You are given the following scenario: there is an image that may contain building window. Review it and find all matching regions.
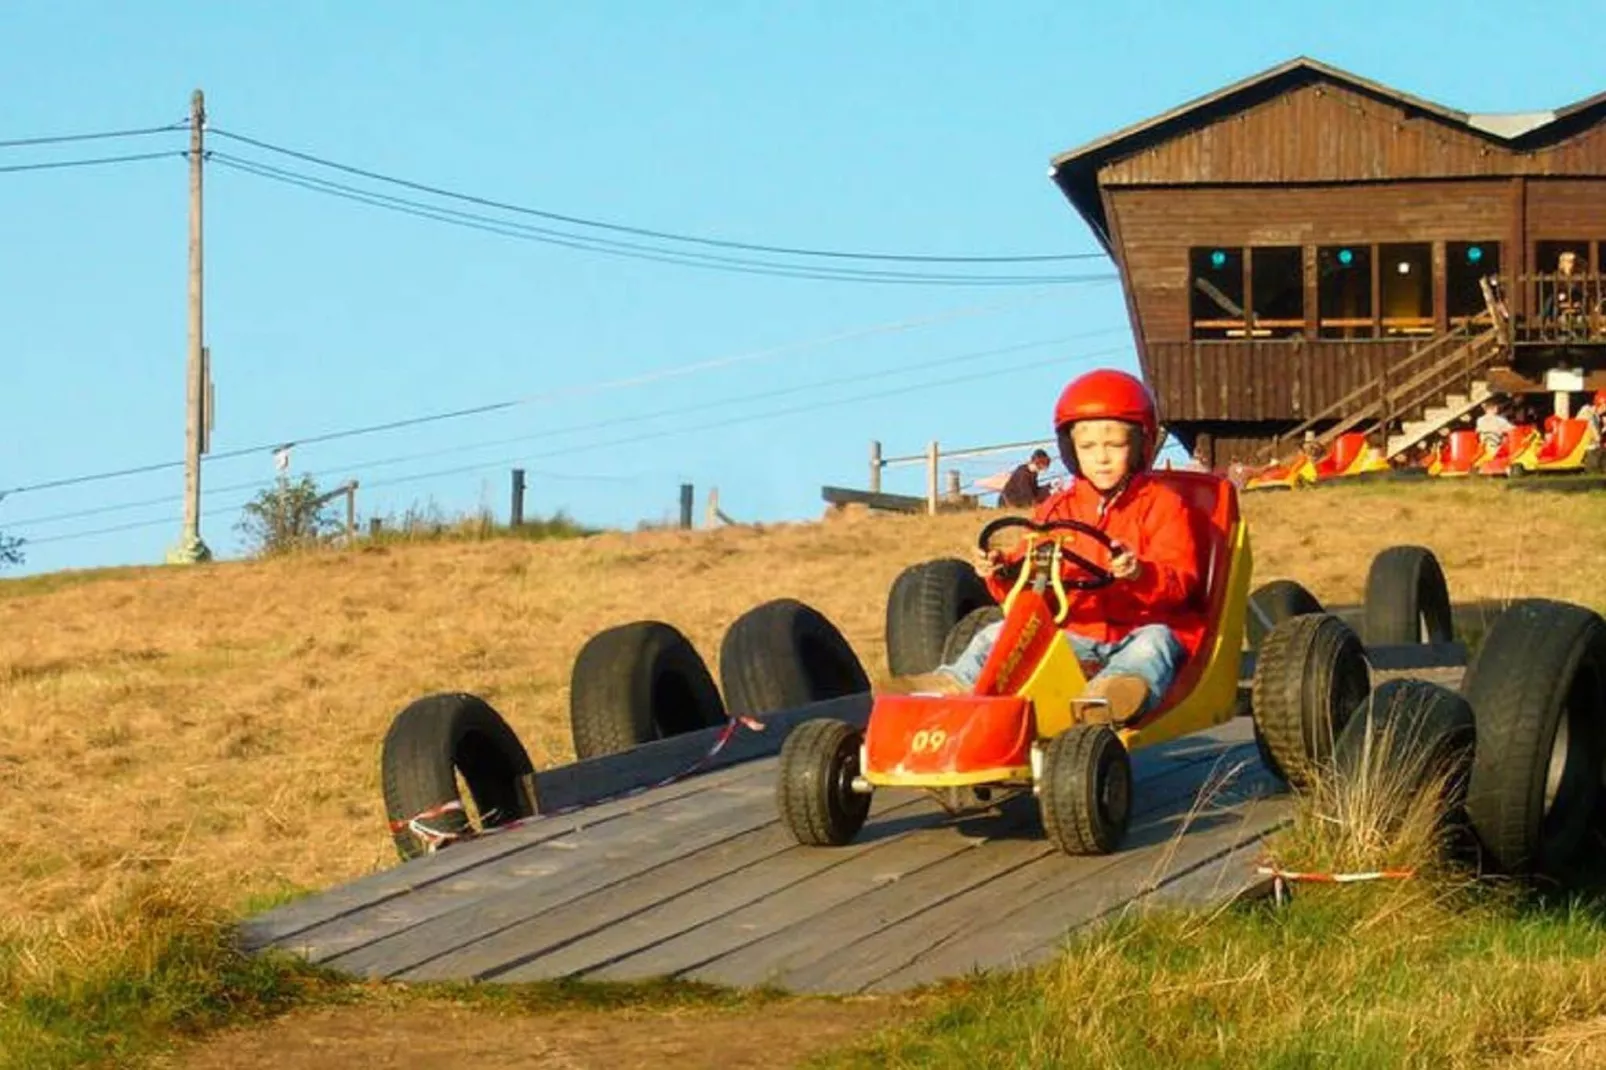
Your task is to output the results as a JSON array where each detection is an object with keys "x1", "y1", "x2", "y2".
[
  {"x1": 1380, "y1": 243, "x2": 1433, "y2": 335},
  {"x1": 1318, "y1": 245, "x2": 1372, "y2": 338},
  {"x1": 1190, "y1": 247, "x2": 1245, "y2": 339},
  {"x1": 1447, "y1": 241, "x2": 1499, "y2": 323},
  {"x1": 1250, "y1": 246, "x2": 1304, "y2": 338}
]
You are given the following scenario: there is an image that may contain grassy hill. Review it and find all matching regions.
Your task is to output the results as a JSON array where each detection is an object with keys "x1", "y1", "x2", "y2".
[{"x1": 4, "y1": 478, "x2": 1606, "y2": 1067}]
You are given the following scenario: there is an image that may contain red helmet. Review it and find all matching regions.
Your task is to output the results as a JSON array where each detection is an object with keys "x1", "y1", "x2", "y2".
[{"x1": 1053, "y1": 369, "x2": 1159, "y2": 473}]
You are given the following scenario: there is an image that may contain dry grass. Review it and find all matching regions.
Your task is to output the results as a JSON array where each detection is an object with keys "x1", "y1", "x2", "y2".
[{"x1": 1, "y1": 479, "x2": 1604, "y2": 938}]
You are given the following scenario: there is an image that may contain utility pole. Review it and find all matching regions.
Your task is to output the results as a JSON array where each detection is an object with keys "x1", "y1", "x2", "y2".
[{"x1": 171, "y1": 88, "x2": 211, "y2": 564}]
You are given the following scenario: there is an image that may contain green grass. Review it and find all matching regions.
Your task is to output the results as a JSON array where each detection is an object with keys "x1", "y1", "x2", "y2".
[
  {"x1": 811, "y1": 884, "x2": 1606, "y2": 1070},
  {"x1": 360, "y1": 504, "x2": 597, "y2": 547}
]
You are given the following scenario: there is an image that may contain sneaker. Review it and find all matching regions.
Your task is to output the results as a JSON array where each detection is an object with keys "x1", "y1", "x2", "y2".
[
  {"x1": 1077, "y1": 674, "x2": 1150, "y2": 724},
  {"x1": 876, "y1": 670, "x2": 968, "y2": 696}
]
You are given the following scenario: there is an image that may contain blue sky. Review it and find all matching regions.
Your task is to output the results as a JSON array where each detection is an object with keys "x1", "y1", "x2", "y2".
[{"x1": 2, "y1": 2, "x2": 1600, "y2": 576}]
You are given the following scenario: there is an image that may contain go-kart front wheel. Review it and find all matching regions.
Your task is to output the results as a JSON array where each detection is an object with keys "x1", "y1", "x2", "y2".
[
  {"x1": 1038, "y1": 725, "x2": 1132, "y2": 855},
  {"x1": 776, "y1": 718, "x2": 871, "y2": 846}
]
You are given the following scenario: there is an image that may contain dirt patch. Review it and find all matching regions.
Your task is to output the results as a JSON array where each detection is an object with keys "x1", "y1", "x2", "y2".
[{"x1": 154, "y1": 998, "x2": 900, "y2": 1070}]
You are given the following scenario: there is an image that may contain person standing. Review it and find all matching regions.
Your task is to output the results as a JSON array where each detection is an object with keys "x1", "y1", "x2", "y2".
[{"x1": 1000, "y1": 448, "x2": 1052, "y2": 508}]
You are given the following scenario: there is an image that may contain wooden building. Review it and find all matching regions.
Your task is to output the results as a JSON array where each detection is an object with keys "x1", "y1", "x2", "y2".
[{"x1": 1050, "y1": 57, "x2": 1606, "y2": 465}]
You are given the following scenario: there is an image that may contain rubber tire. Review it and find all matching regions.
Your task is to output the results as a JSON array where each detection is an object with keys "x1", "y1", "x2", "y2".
[
  {"x1": 1247, "y1": 579, "x2": 1324, "y2": 649},
  {"x1": 569, "y1": 621, "x2": 727, "y2": 760},
  {"x1": 1038, "y1": 725, "x2": 1132, "y2": 855},
  {"x1": 885, "y1": 558, "x2": 996, "y2": 676},
  {"x1": 776, "y1": 718, "x2": 871, "y2": 846},
  {"x1": 941, "y1": 605, "x2": 1006, "y2": 666},
  {"x1": 381, "y1": 692, "x2": 536, "y2": 861},
  {"x1": 1333, "y1": 678, "x2": 1477, "y2": 835},
  {"x1": 1253, "y1": 719, "x2": 1287, "y2": 786},
  {"x1": 1363, "y1": 545, "x2": 1454, "y2": 646},
  {"x1": 1251, "y1": 614, "x2": 1371, "y2": 791},
  {"x1": 1460, "y1": 599, "x2": 1606, "y2": 878},
  {"x1": 720, "y1": 598, "x2": 870, "y2": 718}
]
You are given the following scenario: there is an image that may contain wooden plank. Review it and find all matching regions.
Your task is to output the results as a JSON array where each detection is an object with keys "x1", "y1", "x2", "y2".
[
  {"x1": 287, "y1": 773, "x2": 779, "y2": 970},
  {"x1": 239, "y1": 757, "x2": 775, "y2": 951},
  {"x1": 701, "y1": 733, "x2": 1273, "y2": 993},
  {"x1": 533, "y1": 693, "x2": 869, "y2": 814},
  {"x1": 631, "y1": 729, "x2": 1257, "y2": 990},
  {"x1": 820, "y1": 486, "x2": 925, "y2": 513},
  {"x1": 413, "y1": 791, "x2": 947, "y2": 983},
  {"x1": 860, "y1": 769, "x2": 1289, "y2": 992}
]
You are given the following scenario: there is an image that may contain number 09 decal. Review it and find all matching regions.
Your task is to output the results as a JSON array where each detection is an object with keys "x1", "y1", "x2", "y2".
[{"x1": 910, "y1": 729, "x2": 949, "y2": 754}]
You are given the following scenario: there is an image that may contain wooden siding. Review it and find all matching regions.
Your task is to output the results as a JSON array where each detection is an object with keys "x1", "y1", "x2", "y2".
[
  {"x1": 1148, "y1": 340, "x2": 1421, "y2": 422},
  {"x1": 1526, "y1": 178, "x2": 1606, "y2": 235},
  {"x1": 1108, "y1": 182, "x2": 1516, "y2": 343},
  {"x1": 1099, "y1": 81, "x2": 1606, "y2": 186}
]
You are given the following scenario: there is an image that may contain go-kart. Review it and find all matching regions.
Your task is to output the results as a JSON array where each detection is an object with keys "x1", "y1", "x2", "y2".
[
  {"x1": 1501, "y1": 416, "x2": 1599, "y2": 476},
  {"x1": 775, "y1": 470, "x2": 1252, "y2": 856}
]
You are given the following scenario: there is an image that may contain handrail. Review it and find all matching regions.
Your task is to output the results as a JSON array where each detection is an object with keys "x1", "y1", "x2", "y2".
[{"x1": 1253, "y1": 319, "x2": 1491, "y2": 463}]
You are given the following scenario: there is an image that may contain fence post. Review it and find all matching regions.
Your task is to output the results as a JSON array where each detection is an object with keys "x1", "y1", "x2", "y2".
[
  {"x1": 369, "y1": 517, "x2": 382, "y2": 538},
  {"x1": 705, "y1": 486, "x2": 719, "y2": 528},
  {"x1": 345, "y1": 481, "x2": 358, "y2": 542},
  {"x1": 510, "y1": 468, "x2": 526, "y2": 528},
  {"x1": 869, "y1": 440, "x2": 882, "y2": 494},
  {"x1": 679, "y1": 483, "x2": 694, "y2": 529},
  {"x1": 926, "y1": 441, "x2": 939, "y2": 516},
  {"x1": 946, "y1": 469, "x2": 961, "y2": 500}
]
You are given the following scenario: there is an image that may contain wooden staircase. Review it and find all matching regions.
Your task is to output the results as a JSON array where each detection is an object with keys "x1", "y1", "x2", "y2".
[{"x1": 1254, "y1": 321, "x2": 1506, "y2": 465}]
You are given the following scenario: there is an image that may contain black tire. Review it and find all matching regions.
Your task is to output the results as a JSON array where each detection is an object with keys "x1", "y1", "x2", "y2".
[
  {"x1": 1251, "y1": 614, "x2": 1372, "y2": 791},
  {"x1": 1333, "y1": 679, "x2": 1477, "y2": 835},
  {"x1": 1253, "y1": 719, "x2": 1287, "y2": 785},
  {"x1": 1460, "y1": 599, "x2": 1606, "y2": 878},
  {"x1": 720, "y1": 598, "x2": 870, "y2": 717},
  {"x1": 1247, "y1": 579, "x2": 1324, "y2": 649},
  {"x1": 381, "y1": 693, "x2": 536, "y2": 861},
  {"x1": 1363, "y1": 545, "x2": 1454, "y2": 646},
  {"x1": 885, "y1": 558, "x2": 996, "y2": 676},
  {"x1": 1038, "y1": 725, "x2": 1132, "y2": 855},
  {"x1": 569, "y1": 621, "x2": 727, "y2": 760},
  {"x1": 776, "y1": 718, "x2": 871, "y2": 846},
  {"x1": 941, "y1": 605, "x2": 1006, "y2": 666}
]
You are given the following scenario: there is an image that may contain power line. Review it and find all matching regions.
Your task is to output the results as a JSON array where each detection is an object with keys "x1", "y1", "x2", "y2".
[
  {"x1": 10, "y1": 328, "x2": 1125, "y2": 529},
  {"x1": 0, "y1": 288, "x2": 1082, "y2": 501},
  {"x1": 209, "y1": 152, "x2": 1111, "y2": 286},
  {"x1": 0, "y1": 122, "x2": 185, "y2": 149},
  {"x1": 17, "y1": 339, "x2": 1131, "y2": 547},
  {"x1": 210, "y1": 127, "x2": 1105, "y2": 265},
  {"x1": 0, "y1": 150, "x2": 183, "y2": 175}
]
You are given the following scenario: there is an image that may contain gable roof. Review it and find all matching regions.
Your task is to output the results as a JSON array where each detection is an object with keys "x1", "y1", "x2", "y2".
[{"x1": 1050, "y1": 56, "x2": 1606, "y2": 251}]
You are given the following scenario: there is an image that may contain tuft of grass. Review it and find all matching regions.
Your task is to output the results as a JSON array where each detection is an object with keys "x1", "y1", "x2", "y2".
[
  {"x1": 812, "y1": 885, "x2": 1606, "y2": 1070},
  {"x1": 363, "y1": 502, "x2": 596, "y2": 547},
  {"x1": 0, "y1": 877, "x2": 339, "y2": 1070}
]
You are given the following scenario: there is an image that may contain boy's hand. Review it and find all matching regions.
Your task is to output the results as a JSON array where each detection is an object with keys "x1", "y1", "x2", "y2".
[
  {"x1": 973, "y1": 546, "x2": 1004, "y2": 579},
  {"x1": 1109, "y1": 541, "x2": 1141, "y2": 581}
]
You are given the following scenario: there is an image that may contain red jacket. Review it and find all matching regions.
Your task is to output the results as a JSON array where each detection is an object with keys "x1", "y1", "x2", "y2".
[{"x1": 984, "y1": 473, "x2": 1205, "y2": 651}]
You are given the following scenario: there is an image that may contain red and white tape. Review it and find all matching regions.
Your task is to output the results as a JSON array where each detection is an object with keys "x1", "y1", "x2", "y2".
[
  {"x1": 389, "y1": 714, "x2": 768, "y2": 855},
  {"x1": 1256, "y1": 865, "x2": 1417, "y2": 905}
]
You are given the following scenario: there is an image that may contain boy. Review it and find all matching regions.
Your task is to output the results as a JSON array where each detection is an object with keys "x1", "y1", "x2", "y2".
[{"x1": 882, "y1": 369, "x2": 1203, "y2": 724}]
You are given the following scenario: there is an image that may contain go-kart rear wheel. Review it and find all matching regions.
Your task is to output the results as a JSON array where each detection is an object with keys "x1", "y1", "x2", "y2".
[
  {"x1": 1460, "y1": 599, "x2": 1606, "y2": 879},
  {"x1": 1038, "y1": 725, "x2": 1132, "y2": 855},
  {"x1": 1251, "y1": 613, "x2": 1371, "y2": 791},
  {"x1": 941, "y1": 605, "x2": 1005, "y2": 666},
  {"x1": 1247, "y1": 579, "x2": 1323, "y2": 650},
  {"x1": 1363, "y1": 545, "x2": 1453, "y2": 646},
  {"x1": 776, "y1": 718, "x2": 871, "y2": 846}
]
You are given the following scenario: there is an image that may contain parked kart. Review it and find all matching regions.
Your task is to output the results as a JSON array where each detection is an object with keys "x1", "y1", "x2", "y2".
[{"x1": 1244, "y1": 432, "x2": 1390, "y2": 491}]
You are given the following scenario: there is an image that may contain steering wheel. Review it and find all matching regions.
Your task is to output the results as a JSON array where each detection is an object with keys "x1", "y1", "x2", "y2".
[{"x1": 976, "y1": 516, "x2": 1120, "y2": 591}]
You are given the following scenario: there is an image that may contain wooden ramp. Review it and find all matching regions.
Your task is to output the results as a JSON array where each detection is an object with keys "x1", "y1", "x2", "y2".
[
  {"x1": 242, "y1": 641, "x2": 1468, "y2": 995},
  {"x1": 244, "y1": 711, "x2": 1288, "y2": 994}
]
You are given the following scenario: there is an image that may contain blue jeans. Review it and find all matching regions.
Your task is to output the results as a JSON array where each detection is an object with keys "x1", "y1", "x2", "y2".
[{"x1": 940, "y1": 621, "x2": 1186, "y2": 713}]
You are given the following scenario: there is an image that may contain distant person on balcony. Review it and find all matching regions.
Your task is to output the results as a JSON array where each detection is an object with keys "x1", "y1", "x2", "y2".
[
  {"x1": 999, "y1": 448, "x2": 1052, "y2": 509},
  {"x1": 1545, "y1": 251, "x2": 1588, "y2": 337},
  {"x1": 1475, "y1": 398, "x2": 1514, "y2": 452}
]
